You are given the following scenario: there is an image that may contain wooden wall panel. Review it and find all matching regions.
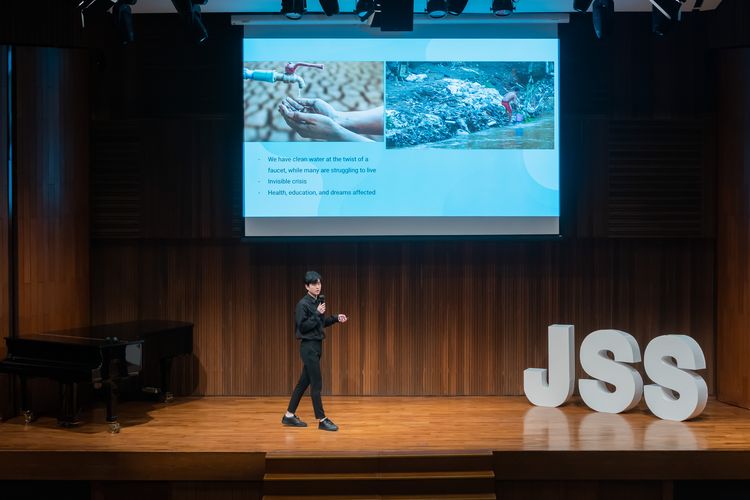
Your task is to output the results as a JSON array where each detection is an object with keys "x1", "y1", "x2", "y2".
[
  {"x1": 91, "y1": 239, "x2": 715, "y2": 397},
  {"x1": 0, "y1": 46, "x2": 9, "y2": 419},
  {"x1": 86, "y1": 12, "x2": 718, "y2": 398},
  {"x1": 15, "y1": 47, "x2": 89, "y2": 335},
  {"x1": 0, "y1": 46, "x2": 9, "y2": 358},
  {"x1": 716, "y1": 49, "x2": 750, "y2": 409}
]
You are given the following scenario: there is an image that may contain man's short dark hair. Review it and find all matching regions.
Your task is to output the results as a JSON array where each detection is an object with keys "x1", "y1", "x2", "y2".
[{"x1": 304, "y1": 271, "x2": 322, "y2": 284}]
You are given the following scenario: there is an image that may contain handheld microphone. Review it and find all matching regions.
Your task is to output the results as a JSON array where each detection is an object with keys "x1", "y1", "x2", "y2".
[{"x1": 317, "y1": 294, "x2": 326, "y2": 305}]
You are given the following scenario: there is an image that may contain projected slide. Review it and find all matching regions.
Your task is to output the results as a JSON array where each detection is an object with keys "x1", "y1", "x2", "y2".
[{"x1": 242, "y1": 39, "x2": 559, "y2": 236}]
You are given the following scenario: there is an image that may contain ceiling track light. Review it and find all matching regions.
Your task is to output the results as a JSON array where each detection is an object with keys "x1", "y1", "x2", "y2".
[
  {"x1": 76, "y1": 0, "x2": 111, "y2": 28},
  {"x1": 369, "y1": 0, "x2": 414, "y2": 32},
  {"x1": 426, "y1": 0, "x2": 448, "y2": 18},
  {"x1": 355, "y1": 0, "x2": 376, "y2": 22},
  {"x1": 191, "y1": 0, "x2": 208, "y2": 44},
  {"x1": 651, "y1": 0, "x2": 686, "y2": 35},
  {"x1": 281, "y1": 0, "x2": 306, "y2": 19},
  {"x1": 170, "y1": 0, "x2": 209, "y2": 44},
  {"x1": 113, "y1": 0, "x2": 137, "y2": 45},
  {"x1": 318, "y1": 0, "x2": 339, "y2": 16},
  {"x1": 492, "y1": 0, "x2": 515, "y2": 17},
  {"x1": 573, "y1": 0, "x2": 593, "y2": 12},
  {"x1": 592, "y1": 0, "x2": 614, "y2": 39},
  {"x1": 650, "y1": 0, "x2": 684, "y2": 21},
  {"x1": 652, "y1": 6, "x2": 674, "y2": 35},
  {"x1": 447, "y1": 0, "x2": 468, "y2": 15}
]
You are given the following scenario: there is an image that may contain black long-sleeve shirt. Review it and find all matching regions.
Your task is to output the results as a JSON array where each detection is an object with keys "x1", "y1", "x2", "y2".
[{"x1": 295, "y1": 293, "x2": 338, "y2": 340}]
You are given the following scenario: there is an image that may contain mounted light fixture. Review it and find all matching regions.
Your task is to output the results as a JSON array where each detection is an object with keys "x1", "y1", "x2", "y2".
[
  {"x1": 77, "y1": 0, "x2": 102, "y2": 19},
  {"x1": 573, "y1": 0, "x2": 593, "y2": 12},
  {"x1": 426, "y1": 0, "x2": 448, "y2": 18},
  {"x1": 355, "y1": 0, "x2": 376, "y2": 22},
  {"x1": 318, "y1": 0, "x2": 339, "y2": 16},
  {"x1": 650, "y1": 0, "x2": 684, "y2": 20},
  {"x1": 650, "y1": 0, "x2": 686, "y2": 35},
  {"x1": 191, "y1": 0, "x2": 208, "y2": 44},
  {"x1": 371, "y1": 0, "x2": 414, "y2": 31},
  {"x1": 77, "y1": 0, "x2": 139, "y2": 43},
  {"x1": 492, "y1": 0, "x2": 515, "y2": 17},
  {"x1": 592, "y1": 0, "x2": 614, "y2": 39},
  {"x1": 281, "y1": 0, "x2": 306, "y2": 19},
  {"x1": 112, "y1": 0, "x2": 137, "y2": 45},
  {"x1": 171, "y1": 0, "x2": 209, "y2": 44},
  {"x1": 447, "y1": 0, "x2": 468, "y2": 15}
]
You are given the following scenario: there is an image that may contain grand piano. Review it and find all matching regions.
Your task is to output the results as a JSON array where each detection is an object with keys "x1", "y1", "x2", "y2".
[{"x1": 0, "y1": 320, "x2": 193, "y2": 433}]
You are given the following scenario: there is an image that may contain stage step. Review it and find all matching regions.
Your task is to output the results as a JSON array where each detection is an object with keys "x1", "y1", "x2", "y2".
[
  {"x1": 264, "y1": 495, "x2": 496, "y2": 500},
  {"x1": 262, "y1": 453, "x2": 496, "y2": 498}
]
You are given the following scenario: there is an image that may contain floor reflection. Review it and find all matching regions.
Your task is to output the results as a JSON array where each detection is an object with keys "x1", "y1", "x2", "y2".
[{"x1": 523, "y1": 404, "x2": 702, "y2": 450}]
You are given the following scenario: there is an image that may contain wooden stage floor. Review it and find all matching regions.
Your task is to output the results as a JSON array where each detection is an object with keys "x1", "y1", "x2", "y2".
[
  {"x1": 1, "y1": 396, "x2": 750, "y2": 484},
  {"x1": 2, "y1": 396, "x2": 750, "y2": 453}
]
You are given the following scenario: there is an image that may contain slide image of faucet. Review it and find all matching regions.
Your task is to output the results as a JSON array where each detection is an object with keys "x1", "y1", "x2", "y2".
[{"x1": 243, "y1": 62, "x2": 324, "y2": 90}]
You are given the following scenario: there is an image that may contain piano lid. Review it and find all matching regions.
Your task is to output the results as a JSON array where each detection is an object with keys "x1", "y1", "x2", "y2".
[
  {"x1": 10, "y1": 333, "x2": 144, "y2": 347},
  {"x1": 17, "y1": 320, "x2": 193, "y2": 342}
]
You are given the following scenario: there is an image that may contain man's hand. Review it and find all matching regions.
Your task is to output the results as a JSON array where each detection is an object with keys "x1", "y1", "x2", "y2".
[
  {"x1": 337, "y1": 314, "x2": 348, "y2": 323},
  {"x1": 279, "y1": 102, "x2": 345, "y2": 141},
  {"x1": 317, "y1": 303, "x2": 326, "y2": 314},
  {"x1": 283, "y1": 96, "x2": 339, "y2": 121},
  {"x1": 278, "y1": 101, "x2": 373, "y2": 142}
]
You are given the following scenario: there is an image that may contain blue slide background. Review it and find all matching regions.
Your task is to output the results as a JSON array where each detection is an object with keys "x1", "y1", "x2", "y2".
[{"x1": 242, "y1": 38, "x2": 559, "y2": 220}]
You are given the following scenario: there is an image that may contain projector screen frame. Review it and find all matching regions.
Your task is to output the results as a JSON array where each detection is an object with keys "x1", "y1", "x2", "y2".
[{"x1": 241, "y1": 25, "x2": 562, "y2": 240}]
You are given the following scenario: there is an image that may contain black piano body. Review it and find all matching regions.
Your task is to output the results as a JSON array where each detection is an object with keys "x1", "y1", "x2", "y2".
[
  {"x1": 87, "y1": 320, "x2": 194, "y2": 402},
  {"x1": 0, "y1": 320, "x2": 193, "y2": 432},
  {"x1": 0, "y1": 334, "x2": 143, "y2": 433}
]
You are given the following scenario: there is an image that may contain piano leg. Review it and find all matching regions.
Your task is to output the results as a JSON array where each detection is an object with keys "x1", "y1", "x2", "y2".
[
  {"x1": 160, "y1": 357, "x2": 174, "y2": 403},
  {"x1": 58, "y1": 382, "x2": 80, "y2": 427},
  {"x1": 20, "y1": 376, "x2": 34, "y2": 424},
  {"x1": 106, "y1": 381, "x2": 121, "y2": 434}
]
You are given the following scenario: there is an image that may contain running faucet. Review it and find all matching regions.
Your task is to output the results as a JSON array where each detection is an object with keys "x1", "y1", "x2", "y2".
[{"x1": 243, "y1": 62, "x2": 324, "y2": 90}]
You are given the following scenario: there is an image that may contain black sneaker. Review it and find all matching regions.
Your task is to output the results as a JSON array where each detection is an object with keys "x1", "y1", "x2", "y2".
[
  {"x1": 318, "y1": 418, "x2": 338, "y2": 432},
  {"x1": 281, "y1": 414, "x2": 307, "y2": 427}
]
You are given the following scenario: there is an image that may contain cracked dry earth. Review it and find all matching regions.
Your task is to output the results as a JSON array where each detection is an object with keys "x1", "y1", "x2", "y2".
[{"x1": 243, "y1": 61, "x2": 384, "y2": 142}]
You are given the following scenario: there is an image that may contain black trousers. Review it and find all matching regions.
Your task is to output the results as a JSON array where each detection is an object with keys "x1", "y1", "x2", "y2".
[{"x1": 287, "y1": 339, "x2": 325, "y2": 419}]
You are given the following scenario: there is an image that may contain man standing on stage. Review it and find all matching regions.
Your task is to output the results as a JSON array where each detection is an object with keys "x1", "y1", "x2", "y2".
[{"x1": 282, "y1": 271, "x2": 348, "y2": 431}]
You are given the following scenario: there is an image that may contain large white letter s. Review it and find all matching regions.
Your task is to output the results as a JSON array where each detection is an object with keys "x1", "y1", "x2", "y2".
[
  {"x1": 579, "y1": 329, "x2": 643, "y2": 414},
  {"x1": 643, "y1": 335, "x2": 707, "y2": 422}
]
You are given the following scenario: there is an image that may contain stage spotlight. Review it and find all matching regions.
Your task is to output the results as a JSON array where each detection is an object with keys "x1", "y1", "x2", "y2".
[
  {"x1": 426, "y1": 0, "x2": 447, "y2": 18},
  {"x1": 592, "y1": 0, "x2": 614, "y2": 39},
  {"x1": 112, "y1": 0, "x2": 137, "y2": 45},
  {"x1": 170, "y1": 0, "x2": 209, "y2": 44},
  {"x1": 191, "y1": 1, "x2": 209, "y2": 44},
  {"x1": 281, "y1": 0, "x2": 306, "y2": 19},
  {"x1": 650, "y1": 0, "x2": 684, "y2": 21},
  {"x1": 76, "y1": 0, "x2": 113, "y2": 28},
  {"x1": 652, "y1": 6, "x2": 674, "y2": 35},
  {"x1": 370, "y1": 0, "x2": 414, "y2": 31},
  {"x1": 652, "y1": 2, "x2": 685, "y2": 36},
  {"x1": 492, "y1": 0, "x2": 515, "y2": 17},
  {"x1": 355, "y1": 0, "x2": 376, "y2": 22},
  {"x1": 318, "y1": 0, "x2": 339, "y2": 16},
  {"x1": 447, "y1": 0, "x2": 468, "y2": 15},
  {"x1": 573, "y1": 0, "x2": 593, "y2": 12}
]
